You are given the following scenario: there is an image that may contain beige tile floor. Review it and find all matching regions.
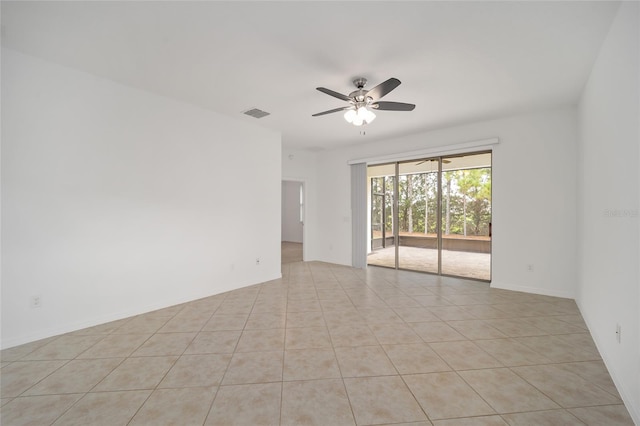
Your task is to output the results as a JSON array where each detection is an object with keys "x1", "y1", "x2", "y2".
[
  {"x1": 1, "y1": 261, "x2": 634, "y2": 425},
  {"x1": 282, "y1": 241, "x2": 303, "y2": 264}
]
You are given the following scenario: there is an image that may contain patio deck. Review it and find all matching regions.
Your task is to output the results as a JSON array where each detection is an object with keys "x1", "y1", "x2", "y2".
[{"x1": 367, "y1": 246, "x2": 491, "y2": 281}]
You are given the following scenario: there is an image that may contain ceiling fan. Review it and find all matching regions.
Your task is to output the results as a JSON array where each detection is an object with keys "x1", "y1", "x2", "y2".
[
  {"x1": 312, "y1": 77, "x2": 415, "y2": 126},
  {"x1": 416, "y1": 159, "x2": 452, "y2": 166}
]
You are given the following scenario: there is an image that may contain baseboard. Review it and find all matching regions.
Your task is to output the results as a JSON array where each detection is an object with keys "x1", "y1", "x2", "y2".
[
  {"x1": 575, "y1": 301, "x2": 640, "y2": 425},
  {"x1": 1, "y1": 272, "x2": 282, "y2": 350},
  {"x1": 490, "y1": 281, "x2": 575, "y2": 300}
]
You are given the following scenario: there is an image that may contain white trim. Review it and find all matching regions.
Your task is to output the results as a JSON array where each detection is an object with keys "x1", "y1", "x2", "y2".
[
  {"x1": 0, "y1": 276, "x2": 277, "y2": 350},
  {"x1": 490, "y1": 281, "x2": 575, "y2": 300},
  {"x1": 576, "y1": 300, "x2": 640, "y2": 424},
  {"x1": 347, "y1": 137, "x2": 500, "y2": 165}
]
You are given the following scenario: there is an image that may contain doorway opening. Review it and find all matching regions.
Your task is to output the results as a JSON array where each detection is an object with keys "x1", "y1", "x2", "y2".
[
  {"x1": 282, "y1": 180, "x2": 304, "y2": 264},
  {"x1": 367, "y1": 152, "x2": 492, "y2": 281}
]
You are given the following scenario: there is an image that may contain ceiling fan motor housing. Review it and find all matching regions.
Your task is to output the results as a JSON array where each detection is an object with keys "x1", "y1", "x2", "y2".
[
  {"x1": 350, "y1": 78, "x2": 371, "y2": 103},
  {"x1": 353, "y1": 77, "x2": 368, "y2": 89}
]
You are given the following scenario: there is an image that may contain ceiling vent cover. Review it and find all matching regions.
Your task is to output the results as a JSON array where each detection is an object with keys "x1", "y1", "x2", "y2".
[{"x1": 243, "y1": 108, "x2": 270, "y2": 119}]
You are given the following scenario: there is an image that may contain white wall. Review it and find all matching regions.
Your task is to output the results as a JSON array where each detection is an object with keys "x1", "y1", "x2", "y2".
[
  {"x1": 577, "y1": 2, "x2": 639, "y2": 422},
  {"x1": 282, "y1": 149, "x2": 318, "y2": 261},
  {"x1": 1, "y1": 49, "x2": 282, "y2": 349},
  {"x1": 314, "y1": 108, "x2": 579, "y2": 298},
  {"x1": 281, "y1": 181, "x2": 303, "y2": 243}
]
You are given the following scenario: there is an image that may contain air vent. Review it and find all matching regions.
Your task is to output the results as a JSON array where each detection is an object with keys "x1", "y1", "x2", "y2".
[{"x1": 243, "y1": 108, "x2": 270, "y2": 119}]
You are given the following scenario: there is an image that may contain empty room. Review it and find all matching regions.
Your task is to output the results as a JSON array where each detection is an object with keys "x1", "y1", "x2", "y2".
[{"x1": 1, "y1": 1, "x2": 638, "y2": 425}]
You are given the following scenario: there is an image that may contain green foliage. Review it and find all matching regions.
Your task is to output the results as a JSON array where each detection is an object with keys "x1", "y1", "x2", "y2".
[{"x1": 371, "y1": 167, "x2": 491, "y2": 237}]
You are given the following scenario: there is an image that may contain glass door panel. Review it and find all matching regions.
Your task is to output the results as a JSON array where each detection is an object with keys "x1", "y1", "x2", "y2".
[
  {"x1": 440, "y1": 153, "x2": 492, "y2": 280},
  {"x1": 398, "y1": 159, "x2": 439, "y2": 273},
  {"x1": 367, "y1": 164, "x2": 396, "y2": 269},
  {"x1": 371, "y1": 189, "x2": 384, "y2": 251}
]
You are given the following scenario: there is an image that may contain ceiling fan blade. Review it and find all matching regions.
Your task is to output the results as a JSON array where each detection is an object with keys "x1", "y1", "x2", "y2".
[
  {"x1": 312, "y1": 106, "x2": 352, "y2": 117},
  {"x1": 316, "y1": 87, "x2": 352, "y2": 102},
  {"x1": 416, "y1": 159, "x2": 446, "y2": 166},
  {"x1": 371, "y1": 101, "x2": 416, "y2": 111},
  {"x1": 366, "y1": 78, "x2": 401, "y2": 100}
]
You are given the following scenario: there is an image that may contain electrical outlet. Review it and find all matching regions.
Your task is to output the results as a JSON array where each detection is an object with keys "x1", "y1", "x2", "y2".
[
  {"x1": 256, "y1": 258, "x2": 260, "y2": 266},
  {"x1": 30, "y1": 295, "x2": 42, "y2": 309},
  {"x1": 616, "y1": 323, "x2": 621, "y2": 343},
  {"x1": 527, "y1": 264, "x2": 534, "y2": 272}
]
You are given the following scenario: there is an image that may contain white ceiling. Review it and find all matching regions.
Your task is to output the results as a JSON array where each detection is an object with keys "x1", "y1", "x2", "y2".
[{"x1": 1, "y1": 1, "x2": 620, "y2": 150}]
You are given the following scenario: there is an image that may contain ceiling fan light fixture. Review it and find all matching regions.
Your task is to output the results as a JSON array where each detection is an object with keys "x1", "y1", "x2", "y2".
[
  {"x1": 345, "y1": 106, "x2": 375, "y2": 126},
  {"x1": 344, "y1": 109, "x2": 357, "y2": 123},
  {"x1": 358, "y1": 106, "x2": 376, "y2": 124}
]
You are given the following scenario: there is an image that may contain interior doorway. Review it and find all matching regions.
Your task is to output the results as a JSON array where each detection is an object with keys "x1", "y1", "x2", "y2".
[
  {"x1": 282, "y1": 180, "x2": 304, "y2": 264},
  {"x1": 367, "y1": 152, "x2": 492, "y2": 281}
]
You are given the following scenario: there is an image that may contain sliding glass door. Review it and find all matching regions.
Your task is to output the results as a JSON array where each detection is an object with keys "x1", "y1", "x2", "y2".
[
  {"x1": 440, "y1": 154, "x2": 492, "y2": 280},
  {"x1": 397, "y1": 159, "x2": 439, "y2": 274},
  {"x1": 367, "y1": 152, "x2": 492, "y2": 281}
]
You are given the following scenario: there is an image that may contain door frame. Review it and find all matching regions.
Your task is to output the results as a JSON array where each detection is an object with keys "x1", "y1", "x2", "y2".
[
  {"x1": 281, "y1": 178, "x2": 307, "y2": 262},
  {"x1": 366, "y1": 151, "x2": 492, "y2": 282}
]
